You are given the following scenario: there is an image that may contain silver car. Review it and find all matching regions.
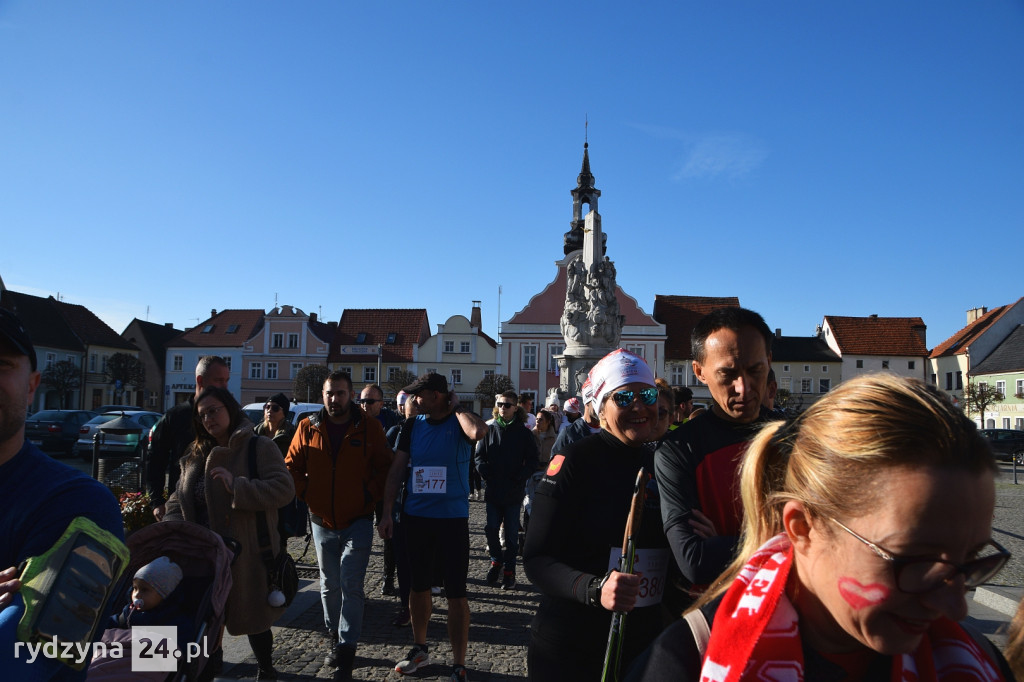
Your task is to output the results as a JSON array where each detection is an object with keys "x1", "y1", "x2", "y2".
[{"x1": 77, "y1": 410, "x2": 162, "y2": 462}]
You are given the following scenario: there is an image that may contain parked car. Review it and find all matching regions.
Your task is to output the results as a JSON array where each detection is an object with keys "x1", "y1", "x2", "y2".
[
  {"x1": 95, "y1": 404, "x2": 143, "y2": 414},
  {"x1": 77, "y1": 410, "x2": 162, "y2": 462},
  {"x1": 25, "y1": 410, "x2": 98, "y2": 457},
  {"x1": 242, "y1": 401, "x2": 322, "y2": 427},
  {"x1": 979, "y1": 429, "x2": 1024, "y2": 463}
]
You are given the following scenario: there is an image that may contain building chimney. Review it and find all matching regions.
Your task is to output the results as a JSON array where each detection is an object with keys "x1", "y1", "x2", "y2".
[
  {"x1": 869, "y1": 314, "x2": 878, "y2": 319},
  {"x1": 164, "y1": 322, "x2": 173, "y2": 329},
  {"x1": 775, "y1": 328, "x2": 781, "y2": 338},
  {"x1": 913, "y1": 323, "x2": 927, "y2": 347},
  {"x1": 470, "y1": 301, "x2": 482, "y2": 330},
  {"x1": 211, "y1": 309, "x2": 217, "y2": 318},
  {"x1": 310, "y1": 312, "x2": 317, "y2": 324},
  {"x1": 966, "y1": 307, "x2": 988, "y2": 324}
]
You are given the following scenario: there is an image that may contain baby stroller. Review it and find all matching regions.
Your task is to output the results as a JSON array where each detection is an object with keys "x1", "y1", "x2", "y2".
[{"x1": 87, "y1": 521, "x2": 234, "y2": 682}]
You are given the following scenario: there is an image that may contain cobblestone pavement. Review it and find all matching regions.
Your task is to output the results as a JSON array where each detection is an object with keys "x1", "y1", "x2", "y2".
[{"x1": 214, "y1": 461, "x2": 1024, "y2": 680}]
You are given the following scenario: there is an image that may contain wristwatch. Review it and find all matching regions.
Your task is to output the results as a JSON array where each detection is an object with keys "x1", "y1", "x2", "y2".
[{"x1": 587, "y1": 572, "x2": 611, "y2": 607}]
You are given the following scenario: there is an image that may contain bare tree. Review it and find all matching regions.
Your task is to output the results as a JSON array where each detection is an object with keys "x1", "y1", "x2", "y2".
[
  {"x1": 384, "y1": 369, "x2": 418, "y2": 398},
  {"x1": 964, "y1": 380, "x2": 1005, "y2": 428},
  {"x1": 40, "y1": 360, "x2": 81, "y2": 408},
  {"x1": 475, "y1": 374, "x2": 516, "y2": 406},
  {"x1": 104, "y1": 353, "x2": 146, "y2": 403},
  {"x1": 294, "y1": 364, "x2": 331, "y2": 403}
]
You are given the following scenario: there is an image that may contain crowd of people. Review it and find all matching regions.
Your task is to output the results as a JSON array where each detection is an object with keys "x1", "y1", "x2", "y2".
[{"x1": 1, "y1": 304, "x2": 1022, "y2": 682}]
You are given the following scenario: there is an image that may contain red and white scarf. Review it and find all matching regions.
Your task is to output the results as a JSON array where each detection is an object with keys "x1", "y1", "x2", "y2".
[{"x1": 699, "y1": 534, "x2": 1005, "y2": 682}]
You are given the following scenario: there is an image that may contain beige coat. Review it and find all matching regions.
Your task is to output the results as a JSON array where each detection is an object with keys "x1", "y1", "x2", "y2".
[{"x1": 164, "y1": 419, "x2": 295, "y2": 635}]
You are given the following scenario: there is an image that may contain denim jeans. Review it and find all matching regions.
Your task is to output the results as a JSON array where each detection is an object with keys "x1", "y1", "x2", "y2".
[
  {"x1": 484, "y1": 501, "x2": 521, "y2": 570},
  {"x1": 312, "y1": 517, "x2": 373, "y2": 646}
]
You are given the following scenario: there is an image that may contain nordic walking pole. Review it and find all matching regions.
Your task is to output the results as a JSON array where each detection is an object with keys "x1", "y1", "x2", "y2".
[{"x1": 600, "y1": 467, "x2": 650, "y2": 682}]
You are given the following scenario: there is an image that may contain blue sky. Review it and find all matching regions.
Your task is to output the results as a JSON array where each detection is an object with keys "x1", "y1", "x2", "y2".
[{"x1": 2, "y1": 1, "x2": 1022, "y2": 350}]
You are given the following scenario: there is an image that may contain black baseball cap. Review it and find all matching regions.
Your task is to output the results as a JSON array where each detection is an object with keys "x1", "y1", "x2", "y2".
[
  {"x1": 0, "y1": 308, "x2": 37, "y2": 371},
  {"x1": 402, "y1": 372, "x2": 448, "y2": 395}
]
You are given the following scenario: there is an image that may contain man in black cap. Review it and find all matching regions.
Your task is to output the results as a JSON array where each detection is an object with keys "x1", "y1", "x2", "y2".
[
  {"x1": 0, "y1": 308, "x2": 124, "y2": 680},
  {"x1": 377, "y1": 372, "x2": 487, "y2": 682}
]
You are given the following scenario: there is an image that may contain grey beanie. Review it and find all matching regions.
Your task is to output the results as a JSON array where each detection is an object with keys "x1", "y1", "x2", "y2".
[{"x1": 135, "y1": 556, "x2": 183, "y2": 599}]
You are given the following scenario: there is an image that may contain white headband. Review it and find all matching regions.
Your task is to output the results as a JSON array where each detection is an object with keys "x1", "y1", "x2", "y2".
[{"x1": 589, "y1": 349, "x2": 656, "y2": 409}]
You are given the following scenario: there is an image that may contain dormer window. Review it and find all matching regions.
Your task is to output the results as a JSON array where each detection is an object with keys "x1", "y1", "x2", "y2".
[
  {"x1": 356, "y1": 332, "x2": 367, "y2": 344},
  {"x1": 386, "y1": 332, "x2": 397, "y2": 344},
  {"x1": 201, "y1": 325, "x2": 215, "y2": 333},
  {"x1": 226, "y1": 324, "x2": 239, "y2": 334}
]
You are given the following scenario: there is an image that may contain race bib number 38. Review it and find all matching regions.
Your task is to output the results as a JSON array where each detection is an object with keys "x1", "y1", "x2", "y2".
[
  {"x1": 606, "y1": 547, "x2": 670, "y2": 608},
  {"x1": 412, "y1": 466, "x2": 447, "y2": 494}
]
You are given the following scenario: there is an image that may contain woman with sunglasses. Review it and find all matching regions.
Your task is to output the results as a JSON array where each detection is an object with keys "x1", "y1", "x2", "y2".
[
  {"x1": 523, "y1": 349, "x2": 670, "y2": 681},
  {"x1": 164, "y1": 386, "x2": 295, "y2": 680},
  {"x1": 629, "y1": 373, "x2": 1012, "y2": 681},
  {"x1": 255, "y1": 392, "x2": 295, "y2": 457}
]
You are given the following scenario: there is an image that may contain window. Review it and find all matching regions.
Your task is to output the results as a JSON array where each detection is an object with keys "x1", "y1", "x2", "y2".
[
  {"x1": 822, "y1": 366, "x2": 828, "y2": 373},
  {"x1": 363, "y1": 366, "x2": 376, "y2": 382},
  {"x1": 670, "y1": 365, "x2": 685, "y2": 385},
  {"x1": 549, "y1": 344, "x2": 565, "y2": 372},
  {"x1": 522, "y1": 345, "x2": 538, "y2": 371},
  {"x1": 338, "y1": 366, "x2": 353, "y2": 377},
  {"x1": 783, "y1": 365, "x2": 790, "y2": 372},
  {"x1": 980, "y1": 382, "x2": 989, "y2": 393},
  {"x1": 426, "y1": 368, "x2": 437, "y2": 374},
  {"x1": 1016, "y1": 418, "x2": 1024, "y2": 430},
  {"x1": 290, "y1": 362, "x2": 302, "y2": 379},
  {"x1": 266, "y1": 362, "x2": 278, "y2": 380},
  {"x1": 90, "y1": 354, "x2": 97, "y2": 372},
  {"x1": 388, "y1": 367, "x2": 401, "y2": 381},
  {"x1": 1017, "y1": 380, "x2": 1024, "y2": 397},
  {"x1": 45, "y1": 352, "x2": 56, "y2": 369},
  {"x1": 780, "y1": 377, "x2": 791, "y2": 391},
  {"x1": 288, "y1": 333, "x2": 299, "y2": 349},
  {"x1": 1003, "y1": 418, "x2": 1011, "y2": 429},
  {"x1": 460, "y1": 341, "x2": 471, "y2": 353},
  {"x1": 386, "y1": 332, "x2": 397, "y2": 344},
  {"x1": 931, "y1": 373, "x2": 937, "y2": 386},
  {"x1": 66, "y1": 354, "x2": 75, "y2": 365},
  {"x1": 224, "y1": 356, "x2": 232, "y2": 371},
  {"x1": 226, "y1": 324, "x2": 239, "y2": 334},
  {"x1": 355, "y1": 332, "x2": 367, "y2": 344},
  {"x1": 250, "y1": 362, "x2": 262, "y2": 379},
  {"x1": 272, "y1": 333, "x2": 284, "y2": 349},
  {"x1": 450, "y1": 369, "x2": 462, "y2": 385},
  {"x1": 881, "y1": 360, "x2": 889, "y2": 369},
  {"x1": 803, "y1": 365, "x2": 810, "y2": 373},
  {"x1": 801, "y1": 378, "x2": 812, "y2": 393},
  {"x1": 444, "y1": 340, "x2": 455, "y2": 353},
  {"x1": 201, "y1": 324, "x2": 214, "y2": 334},
  {"x1": 101, "y1": 355, "x2": 108, "y2": 373},
  {"x1": 173, "y1": 355, "x2": 183, "y2": 372},
  {"x1": 996, "y1": 381, "x2": 1006, "y2": 398},
  {"x1": 945, "y1": 372, "x2": 953, "y2": 390},
  {"x1": 856, "y1": 359, "x2": 864, "y2": 369},
  {"x1": 483, "y1": 369, "x2": 494, "y2": 378},
  {"x1": 908, "y1": 360, "x2": 916, "y2": 370},
  {"x1": 627, "y1": 345, "x2": 645, "y2": 359},
  {"x1": 956, "y1": 372, "x2": 963, "y2": 389},
  {"x1": 819, "y1": 378, "x2": 831, "y2": 393}
]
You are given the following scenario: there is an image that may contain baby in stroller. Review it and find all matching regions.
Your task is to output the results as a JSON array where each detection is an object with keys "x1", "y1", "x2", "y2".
[{"x1": 110, "y1": 556, "x2": 193, "y2": 642}]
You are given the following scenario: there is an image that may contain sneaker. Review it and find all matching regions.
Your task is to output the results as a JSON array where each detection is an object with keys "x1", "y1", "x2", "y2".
[
  {"x1": 450, "y1": 664, "x2": 469, "y2": 681},
  {"x1": 486, "y1": 561, "x2": 501, "y2": 586},
  {"x1": 395, "y1": 645, "x2": 429, "y2": 674},
  {"x1": 391, "y1": 607, "x2": 411, "y2": 627},
  {"x1": 501, "y1": 570, "x2": 516, "y2": 591}
]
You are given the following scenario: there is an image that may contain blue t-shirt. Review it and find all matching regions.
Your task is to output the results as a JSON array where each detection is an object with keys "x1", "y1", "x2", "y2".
[
  {"x1": 399, "y1": 414, "x2": 473, "y2": 519},
  {"x1": 0, "y1": 440, "x2": 125, "y2": 681}
]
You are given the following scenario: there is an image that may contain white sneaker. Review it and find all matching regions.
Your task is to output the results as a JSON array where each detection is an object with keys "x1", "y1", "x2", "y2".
[{"x1": 396, "y1": 645, "x2": 429, "y2": 674}]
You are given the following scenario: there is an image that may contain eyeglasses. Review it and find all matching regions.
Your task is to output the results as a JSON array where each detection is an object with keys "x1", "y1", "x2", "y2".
[
  {"x1": 495, "y1": 402, "x2": 514, "y2": 408},
  {"x1": 198, "y1": 405, "x2": 225, "y2": 422},
  {"x1": 263, "y1": 404, "x2": 282, "y2": 413},
  {"x1": 358, "y1": 398, "x2": 380, "y2": 406},
  {"x1": 610, "y1": 387, "x2": 659, "y2": 409},
  {"x1": 830, "y1": 517, "x2": 1011, "y2": 594}
]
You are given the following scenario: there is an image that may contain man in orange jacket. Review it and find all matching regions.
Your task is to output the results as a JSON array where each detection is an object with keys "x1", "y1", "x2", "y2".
[{"x1": 286, "y1": 370, "x2": 393, "y2": 680}]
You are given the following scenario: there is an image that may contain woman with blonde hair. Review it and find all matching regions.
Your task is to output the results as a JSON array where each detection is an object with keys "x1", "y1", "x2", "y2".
[{"x1": 630, "y1": 373, "x2": 1012, "y2": 681}]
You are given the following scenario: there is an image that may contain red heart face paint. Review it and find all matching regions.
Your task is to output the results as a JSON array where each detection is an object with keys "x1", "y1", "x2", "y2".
[{"x1": 838, "y1": 577, "x2": 890, "y2": 609}]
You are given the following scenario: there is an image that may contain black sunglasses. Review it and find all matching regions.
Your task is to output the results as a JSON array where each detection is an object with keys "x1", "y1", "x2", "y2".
[
  {"x1": 495, "y1": 402, "x2": 515, "y2": 408},
  {"x1": 358, "y1": 398, "x2": 380, "y2": 405},
  {"x1": 263, "y1": 404, "x2": 282, "y2": 413},
  {"x1": 610, "y1": 387, "x2": 659, "y2": 408}
]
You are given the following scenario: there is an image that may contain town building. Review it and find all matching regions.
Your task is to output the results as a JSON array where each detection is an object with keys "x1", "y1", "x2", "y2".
[
  {"x1": 769, "y1": 331, "x2": 842, "y2": 411},
  {"x1": 327, "y1": 309, "x2": 431, "y2": 399},
  {"x1": 411, "y1": 301, "x2": 500, "y2": 414},
  {"x1": 970, "y1": 324, "x2": 1024, "y2": 430},
  {"x1": 162, "y1": 309, "x2": 264, "y2": 409},
  {"x1": 819, "y1": 314, "x2": 928, "y2": 381},
  {"x1": 240, "y1": 306, "x2": 335, "y2": 405},
  {"x1": 928, "y1": 299, "x2": 1024, "y2": 412},
  {"x1": 121, "y1": 318, "x2": 183, "y2": 411}
]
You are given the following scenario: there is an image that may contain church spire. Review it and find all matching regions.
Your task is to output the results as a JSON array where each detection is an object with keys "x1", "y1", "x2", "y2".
[{"x1": 564, "y1": 138, "x2": 603, "y2": 256}]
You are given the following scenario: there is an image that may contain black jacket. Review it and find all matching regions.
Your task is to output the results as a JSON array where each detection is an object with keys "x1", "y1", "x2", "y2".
[
  {"x1": 474, "y1": 418, "x2": 539, "y2": 506},
  {"x1": 146, "y1": 397, "x2": 195, "y2": 506}
]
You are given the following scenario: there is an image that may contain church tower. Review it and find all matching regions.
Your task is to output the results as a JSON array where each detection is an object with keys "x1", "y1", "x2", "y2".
[{"x1": 563, "y1": 143, "x2": 605, "y2": 256}]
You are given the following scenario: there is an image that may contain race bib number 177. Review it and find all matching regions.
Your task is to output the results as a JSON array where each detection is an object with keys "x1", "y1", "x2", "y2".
[{"x1": 412, "y1": 466, "x2": 447, "y2": 494}]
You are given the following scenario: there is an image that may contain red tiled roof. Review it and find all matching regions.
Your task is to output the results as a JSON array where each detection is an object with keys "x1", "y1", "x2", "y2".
[
  {"x1": 653, "y1": 295, "x2": 741, "y2": 360},
  {"x1": 328, "y1": 309, "x2": 431, "y2": 363},
  {"x1": 823, "y1": 315, "x2": 928, "y2": 356},
  {"x1": 175, "y1": 309, "x2": 265, "y2": 348},
  {"x1": 928, "y1": 303, "x2": 1015, "y2": 358},
  {"x1": 52, "y1": 299, "x2": 137, "y2": 351},
  {"x1": 506, "y1": 264, "x2": 660, "y2": 326}
]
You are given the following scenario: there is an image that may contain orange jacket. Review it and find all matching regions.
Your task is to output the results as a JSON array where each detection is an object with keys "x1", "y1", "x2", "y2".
[{"x1": 285, "y1": 406, "x2": 393, "y2": 530}]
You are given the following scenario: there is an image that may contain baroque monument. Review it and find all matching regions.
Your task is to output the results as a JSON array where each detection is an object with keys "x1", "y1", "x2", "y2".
[{"x1": 556, "y1": 142, "x2": 625, "y2": 396}]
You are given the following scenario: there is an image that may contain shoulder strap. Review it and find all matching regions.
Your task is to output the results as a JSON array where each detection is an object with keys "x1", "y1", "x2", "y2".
[
  {"x1": 684, "y1": 608, "x2": 711, "y2": 659},
  {"x1": 247, "y1": 436, "x2": 276, "y2": 567}
]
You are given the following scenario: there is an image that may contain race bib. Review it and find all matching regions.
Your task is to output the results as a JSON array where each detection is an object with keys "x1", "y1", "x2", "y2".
[
  {"x1": 411, "y1": 466, "x2": 447, "y2": 494},
  {"x1": 606, "y1": 547, "x2": 670, "y2": 608}
]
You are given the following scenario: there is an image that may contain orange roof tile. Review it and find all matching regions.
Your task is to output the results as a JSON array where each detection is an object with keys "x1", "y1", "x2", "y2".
[
  {"x1": 653, "y1": 295, "x2": 741, "y2": 360},
  {"x1": 824, "y1": 315, "x2": 928, "y2": 356},
  {"x1": 176, "y1": 309, "x2": 265, "y2": 348},
  {"x1": 329, "y1": 309, "x2": 431, "y2": 363},
  {"x1": 928, "y1": 303, "x2": 1015, "y2": 358}
]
